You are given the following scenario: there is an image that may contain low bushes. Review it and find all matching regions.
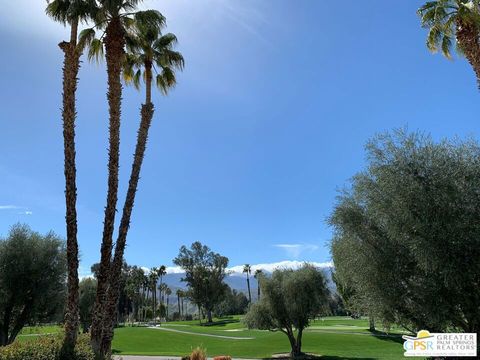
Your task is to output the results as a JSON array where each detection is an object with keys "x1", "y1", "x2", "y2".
[
  {"x1": 0, "y1": 334, "x2": 94, "y2": 360},
  {"x1": 182, "y1": 347, "x2": 231, "y2": 360}
]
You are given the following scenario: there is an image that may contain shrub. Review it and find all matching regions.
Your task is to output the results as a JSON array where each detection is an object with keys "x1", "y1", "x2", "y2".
[
  {"x1": 190, "y1": 347, "x2": 207, "y2": 360},
  {"x1": 0, "y1": 334, "x2": 94, "y2": 360}
]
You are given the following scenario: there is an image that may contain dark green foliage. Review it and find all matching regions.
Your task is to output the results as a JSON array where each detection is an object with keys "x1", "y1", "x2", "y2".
[
  {"x1": 79, "y1": 278, "x2": 97, "y2": 333},
  {"x1": 173, "y1": 242, "x2": 229, "y2": 323},
  {"x1": 0, "y1": 334, "x2": 94, "y2": 360},
  {"x1": 330, "y1": 130, "x2": 480, "y2": 334},
  {"x1": 0, "y1": 224, "x2": 67, "y2": 346},
  {"x1": 244, "y1": 265, "x2": 330, "y2": 357},
  {"x1": 214, "y1": 286, "x2": 248, "y2": 317}
]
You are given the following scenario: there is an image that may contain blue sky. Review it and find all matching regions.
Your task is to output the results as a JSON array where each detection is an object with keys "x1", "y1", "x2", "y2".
[{"x1": 1, "y1": 0, "x2": 479, "y2": 276}]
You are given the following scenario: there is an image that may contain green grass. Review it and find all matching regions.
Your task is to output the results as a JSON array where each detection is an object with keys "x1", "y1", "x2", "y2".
[
  {"x1": 111, "y1": 316, "x2": 408, "y2": 359},
  {"x1": 19, "y1": 325, "x2": 62, "y2": 336}
]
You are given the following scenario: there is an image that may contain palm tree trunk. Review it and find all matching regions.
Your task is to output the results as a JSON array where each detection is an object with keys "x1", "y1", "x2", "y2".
[
  {"x1": 153, "y1": 284, "x2": 156, "y2": 324},
  {"x1": 100, "y1": 62, "x2": 155, "y2": 356},
  {"x1": 59, "y1": 18, "x2": 81, "y2": 359},
  {"x1": 456, "y1": 19, "x2": 480, "y2": 89},
  {"x1": 177, "y1": 294, "x2": 181, "y2": 318},
  {"x1": 90, "y1": 16, "x2": 125, "y2": 359},
  {"x1": 246, "y1": 273, "x2": 251, "y2": 303}
]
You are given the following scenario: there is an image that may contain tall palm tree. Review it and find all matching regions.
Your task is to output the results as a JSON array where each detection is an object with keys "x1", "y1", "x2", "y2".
[
  {"x1": 101, "y1": 12, "x2": 183, "y2": 347},
  {"x1": 243, "y1": 264, "x2": 252, "y2": 303},
  {"x1": 148, "y1": 267, "x2": 159, "y2": 324},
  {"x1": 78, "y1": 3, "x2": 161, "y2": 358},
  {"x1": 254, "y1": 269, "x2": 263, "y2": 300},
  {"x1": 176, "y1": 289, "x2": 182, "y2": 319},
  {"x1": 45, "y1": 1, "x2": 96, "y2": 356},
  {"x1": 158, "y1": 265, "x2": 167, "y2": 299},
  {"x1": 418, "y1": 0, "x2": 480, "y2": 88},
  {"x1": 165, "y1": 287, "x2": 172, "y2": 320}
]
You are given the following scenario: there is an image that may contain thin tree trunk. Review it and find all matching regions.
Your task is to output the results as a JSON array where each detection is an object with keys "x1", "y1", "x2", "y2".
[
  {"x1": 246, "y1": 273, "x2": 251, "y2": 303},
  {"x1": 90, "y1": 16, "x2": 125, "y2": 360},
  {"x1": 100, "y1": 63, "x2": 155, "y2": 356},
  {"x1": 369, "y1": 316, "x2": 375, "y2": 331},
  {"x1": 153, "y1": 283, "x2": 156, "y2": 325},
  {"x1": 456, "y1": 19, "x2": 480, "y2": 89},
  {"x1": 166, "y1": 296, "x2": 169, "y2": 320},
  {"x1": 59, "y1": 18, "x2": 81, "y2": 359},
  {"x1": 177, "y1": 294, "x2": 181, "y2": 319}
]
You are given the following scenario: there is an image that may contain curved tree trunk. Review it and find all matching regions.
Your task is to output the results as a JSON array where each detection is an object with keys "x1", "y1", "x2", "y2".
[
  {"x1": 59, "y1": 19, "x2": 81, "y2": 359},
  {"x1": 90, "y1": 16, "x2": 125, "y2": 359},
  {"x1": 100, "y1": 60, "x2": 155, "y2": 354},
  {"x1": 456, "y1": 19, "x2": 480, "y2": 89}
]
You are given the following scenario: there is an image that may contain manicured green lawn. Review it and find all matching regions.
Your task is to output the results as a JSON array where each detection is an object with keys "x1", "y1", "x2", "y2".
[
  {"x1": 19, "y1": 325, "x2": 62, "y2": 336},
  {"x1": 111, "y1": 317, "x2": 408, "y2": 359}
]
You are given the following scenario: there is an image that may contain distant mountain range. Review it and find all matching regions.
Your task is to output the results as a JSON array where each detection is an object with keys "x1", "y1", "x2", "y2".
[{"x1": 160, "y1": 266, "x2": 336, "y2": 299}]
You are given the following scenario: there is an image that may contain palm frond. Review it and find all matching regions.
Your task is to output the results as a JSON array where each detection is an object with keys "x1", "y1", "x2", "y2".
[
  {"x1": 155, "y1": 49, "x2": 184, "y2": 70},
  {"x1": 77, "y1": 27, "x2": 96, "y2": 52},
  {"x1": 134, "y1": 10, "x2": 166, "y2": 33},
  {"x1": 46, "y1": 0, "x2": 98, "y2": 24},
  {"x1": 153, "y1": 33, "x2": 178, "y2": 50},
  {"x1": 426, "y1": 25, "x2": 443, "y2": 52},
  {"x1": 46, "y1": 0, "x2": 70, "y2": 24},
  {"x1": 441, "y1": 33, "x2": 453, "y2": 58},
  {"x1": 156, "y1": 67, "x2": 176, "y2": 95},
  {"x1": 88, "y1": 38, "x2": 105, "y2": 63},
  {"x1": 133, "y1": 69, "x2": 142, "y2": 89}
]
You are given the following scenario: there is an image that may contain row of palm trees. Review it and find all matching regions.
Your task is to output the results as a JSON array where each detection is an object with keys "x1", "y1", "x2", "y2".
[{"x1": 46, "y1": 1, "x2": 183, "y2": 359}]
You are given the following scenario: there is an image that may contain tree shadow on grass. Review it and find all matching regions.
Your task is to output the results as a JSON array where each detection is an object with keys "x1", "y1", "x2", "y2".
[
  {"x1": 262, "y1": 354, "x2": 376, "y2": 360},
  {"x1": 200, "y1": 319, "x2": 240, "y2": 327},
  {"x1": 319, "y1": 357, "x2": 377, "y2": 360},
  {"x1": 367, "y1": 329, "x2": 404, "y2": 345}
]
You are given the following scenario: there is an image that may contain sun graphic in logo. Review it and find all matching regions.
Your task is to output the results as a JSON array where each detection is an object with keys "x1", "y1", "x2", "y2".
[
  {"x1": 416, "y1": 330, "x2": 432, "y2": 339},
  {"x1": 402, "y1": 329, "x2": 434, "y2": 341}
]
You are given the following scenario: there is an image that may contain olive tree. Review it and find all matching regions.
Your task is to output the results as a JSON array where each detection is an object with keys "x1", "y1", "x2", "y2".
[
  {"x1": 244, "y1": 265, "x2": 330, "y2": 357},
  {"x1": 330, "y1": 130, "x2": 480, "y2": 334},
  {"x1": 0, "y1": 224, "x2": 67, "y2": 346},
  {"x1": 79, "y1": 278, "x2": 97, "y2": 333}
]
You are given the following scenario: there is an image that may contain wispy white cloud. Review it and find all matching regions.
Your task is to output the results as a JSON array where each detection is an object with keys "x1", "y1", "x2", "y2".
[
  {"x1": 274, "y1": 243, "x2": 319, "y2": 259},
  {"x1": 0, "y1": 205, "x2": 21, "y2": 210},
  {"x1": 0, "y1": 205, "x2": 32, "y2": 215}
]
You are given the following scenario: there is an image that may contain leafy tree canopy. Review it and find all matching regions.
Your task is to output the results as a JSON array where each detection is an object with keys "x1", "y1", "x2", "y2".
[
  {"x1": 330, "y1": 130, "x2": 480, "y2": 334},
  {"x1": 0, "y1": 224, "x2": 67, "y2": 346},
  {"x1": 244, "y1": 264, "x2": 330, "y2": 357},
  {"x1": 173, "y1": 242, "x2": 229, "y2": 323}
]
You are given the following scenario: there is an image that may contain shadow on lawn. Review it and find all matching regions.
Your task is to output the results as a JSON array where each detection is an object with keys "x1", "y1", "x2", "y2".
[
  {"x1": 263, "y1": 356, "x2": 376, "y2": 360},
  {"x1": 319, "y1": 357, "x2": 376, "y2": 360},
  {"x1": 199, "y1": 319, "x2": 240, "y2": 327},
  {"x1": 367, "y1": 329, "x2": 404, "y2": 345}
]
